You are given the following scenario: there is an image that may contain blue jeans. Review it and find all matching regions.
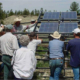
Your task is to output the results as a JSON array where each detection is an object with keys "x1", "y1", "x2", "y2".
[
  {"x1": 72, "y1": 67, "x2": 80, "y2": 80},
  {"x1": 49, "y1": 59, "x2": 63, "y2": 80}
]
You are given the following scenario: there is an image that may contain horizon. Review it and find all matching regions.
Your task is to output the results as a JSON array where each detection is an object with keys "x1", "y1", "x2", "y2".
[{"x1": 0, "y1": 0, "x2": 80, "y2": 12}]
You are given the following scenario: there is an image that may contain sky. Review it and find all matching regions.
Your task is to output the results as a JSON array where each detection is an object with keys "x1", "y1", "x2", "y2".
[{"x1": 0, "y1": 0, "x2": 80, "y2": 12}]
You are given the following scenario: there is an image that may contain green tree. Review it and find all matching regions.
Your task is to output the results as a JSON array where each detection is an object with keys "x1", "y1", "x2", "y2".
[
  {"x1": 9, "y1": 9, "x2": 14, "y2": 16},
  {"x1": 23, "y1": 8, "x2": 30, "y2": 15},
  {"x1": 70, "y1": 2, "x2": 79, "y2": 11},
  {"x1": 0, "y1": 3, "x2": 5, "y2": 19},
  {"x1": 31, "y1": 10, "x2": 35, "y2": 16}
]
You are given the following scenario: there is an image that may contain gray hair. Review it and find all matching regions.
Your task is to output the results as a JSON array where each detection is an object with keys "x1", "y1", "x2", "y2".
[{"x1": 19, "y1": 35, "x2": 30, "y2": 46}]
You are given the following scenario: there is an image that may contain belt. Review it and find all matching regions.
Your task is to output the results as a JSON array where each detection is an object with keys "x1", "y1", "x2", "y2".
[
  {"x1": 3, "y1": 54, "x2": 12, "y2": 58},
  {"x1": 50, "y1": 57, "x2": 63, "y2": 60}
]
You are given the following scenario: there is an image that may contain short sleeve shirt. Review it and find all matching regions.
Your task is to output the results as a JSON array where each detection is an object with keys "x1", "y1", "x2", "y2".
[
  {"x1": 49, "y1": 39, "x2": 64, "y2": 58},
  {"x1": 67, "y1": 38, "x2": 80, "y2": 67}
]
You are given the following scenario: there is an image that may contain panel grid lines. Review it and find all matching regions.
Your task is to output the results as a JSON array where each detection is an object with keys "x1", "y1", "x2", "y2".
[
  {"x1": 43, "y1": 12, "x2": 60, "y2": 19},
  {"x1": 39, "y1": 22, "x2": 58, "y2": 33},
  {"x1": 61, "y1": 11, "x2": 77, "y2": 19},
  {"x1": 59, "y1": 22, "x2": 78, "y2": 33}
]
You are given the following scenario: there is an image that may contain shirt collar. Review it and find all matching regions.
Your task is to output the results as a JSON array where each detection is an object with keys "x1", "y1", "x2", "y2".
[
  {"x1": 21, "y1": 46, "x2": 27, "y2": 48},
  {"x1": 6, "y1": 32, "x2": 12, "y2": 34}
]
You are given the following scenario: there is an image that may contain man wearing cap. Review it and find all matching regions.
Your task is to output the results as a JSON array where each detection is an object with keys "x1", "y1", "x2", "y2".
[
  {"x1": 67, "y1": 28, "x2": 80, "y2": 80},
  {"x1": 48, "y1": 31, "x2": 64, "y2": 80},
  {"x1": 0, "y1": 24, "x2": 19, "y2": 80}
]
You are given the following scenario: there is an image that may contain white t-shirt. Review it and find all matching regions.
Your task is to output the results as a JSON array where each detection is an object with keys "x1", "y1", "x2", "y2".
[
  {"x1": 27, "y1": 39, "x2": 41, "y2": 54},
  {"x1": 12, "y1": 47, "x2": 37, "y2": 79}
]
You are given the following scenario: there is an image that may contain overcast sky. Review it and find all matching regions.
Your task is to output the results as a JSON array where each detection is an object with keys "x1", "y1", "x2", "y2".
[{"x1": 0, "y1": 0, "x2": 80, "y2": 12}]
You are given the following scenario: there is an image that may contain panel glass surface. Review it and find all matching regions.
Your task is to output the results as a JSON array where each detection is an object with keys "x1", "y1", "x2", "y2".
[
  {"x1": 61, "y1": 11, "x2": 77, "y2": 19},
  {"x1": 43, "y1": 12, "x2": 60, "y2": 19},
  {"x1": 59, "y1": 22, "x2": 78, "y2": 33},
  {"x1": 39, "y1": 22, "x2": 58, "y2": 33}
]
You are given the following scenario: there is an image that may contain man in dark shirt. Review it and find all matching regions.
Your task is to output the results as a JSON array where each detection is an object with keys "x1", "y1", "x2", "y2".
[{"x1": 67, "y1": 28, "x2": 80, "y2": 80}]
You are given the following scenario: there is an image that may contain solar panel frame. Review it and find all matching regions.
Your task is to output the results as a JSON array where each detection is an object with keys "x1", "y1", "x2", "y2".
[
  {"x1": 43, "y1": 12, "x2": 60, "y2": 19},
  {"x1": 39, "y1": 22, "x2": 59, "y2": 33},
  {"x1": 59, "y1": 22, "x2": 78, "y2": 33},
  {"x1": 61, "y1": 11, "x2": 77, "y2": 20}
]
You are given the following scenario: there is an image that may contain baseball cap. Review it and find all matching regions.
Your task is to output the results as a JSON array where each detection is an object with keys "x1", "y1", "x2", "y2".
[{"x1": 72, "y1": 28, "x2": 80, "y2": 34}]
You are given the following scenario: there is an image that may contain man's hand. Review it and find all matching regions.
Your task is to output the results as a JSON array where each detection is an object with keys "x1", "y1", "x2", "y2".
[
  {"x1": 1, "y1": 25, "x2": 4, "y2": 29},
  {"x1": 35, "y1": 20, "x2": 37, "y2": 23}
]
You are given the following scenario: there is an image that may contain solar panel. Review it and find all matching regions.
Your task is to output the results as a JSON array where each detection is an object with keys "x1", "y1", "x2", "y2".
[
  {"x1": 43, "y1": 12, "x2": 60, "y2": 19},
  {"x1": 59, "y1": 22, "x2": 78, "y2": 33},
  {"x1": 39, "y1": 22, "x2": 58, "y2": 33},
  {"x1": 61, "y1": 11, "x2": 77, "y2": 19}
]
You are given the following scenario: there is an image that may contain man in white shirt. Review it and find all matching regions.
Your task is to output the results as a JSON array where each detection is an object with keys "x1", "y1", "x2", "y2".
[
  {"x1": 0, "y1": 24, "x2": 19, "y2": 80},
  {"x1": 27, "y1": 32, "x2": 43, "y2": 54},
  {"x1": 12, "y1": 35, "x2": 37, "y2": 80}
]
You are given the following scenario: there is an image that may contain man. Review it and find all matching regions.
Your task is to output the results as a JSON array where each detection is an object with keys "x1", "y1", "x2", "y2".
[
  {"x1": 12, "y1": 35, "x2": 37, "y2": 80},
  {"x1": 0, "y1": 24, "x2": 19, "y2": 80},
  {"x1": 27, "y1": 32, "x2": 42, "y2": 54},
  {"x1": 48, "y1": 31, "x2": 64, "y2": 80},
  {"x1": 67, "y1": 28, "x2": 80, "y2": 80},
  {"x1": 12, "y1": 18, "x2": 37, "y2": 39}
]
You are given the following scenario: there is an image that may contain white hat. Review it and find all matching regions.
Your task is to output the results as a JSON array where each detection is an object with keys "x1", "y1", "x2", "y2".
[
  {"x1": 72, "y1": 28, "x2": 80, "y2": 34},
  {"x1": 14, "y1": 18, "x2": 22, "y2": 23},
  {"x1": 31, "y1": 19, "x2": 35, "y2": 22},
  {"x1": 50, "y1": 31, "x2": 61, "y2": 39}
]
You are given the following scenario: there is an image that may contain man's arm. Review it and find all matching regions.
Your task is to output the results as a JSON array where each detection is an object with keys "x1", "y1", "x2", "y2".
[
  {"x1": 12, "y1": 36, "x2": 19, "y2": 51},
  {"x1": 66, "y1": 42, "x2": 70, "y2": 56},
  {"x1": 26, "y1": 21, "x2": 37, "y2": 29},
  {"x1": 0, "y1": 25, "x2": 4, "y2": 32}
]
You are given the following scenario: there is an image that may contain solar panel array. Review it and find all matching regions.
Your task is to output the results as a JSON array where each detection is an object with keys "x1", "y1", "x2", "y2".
[
  {"x1": 38, "y1": 11, "x2": 78, "y2": 33},
  {"x1": 59, "y1": 22, "x2": 78, "y2": 33},
  {"x1": 39, "y1": 22, "x2": 58, "y2": 33},
  {"x1": 43, "y1": 12, "x2": 60, "y2": 19},
  {"x1": 61, "y1": 12, "x2": 77, "y2": 19}
]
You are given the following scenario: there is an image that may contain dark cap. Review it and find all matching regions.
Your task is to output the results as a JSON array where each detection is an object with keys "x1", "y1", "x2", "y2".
[{"x1": 29, "y1": 32, "x2": 37, "y2": 37}]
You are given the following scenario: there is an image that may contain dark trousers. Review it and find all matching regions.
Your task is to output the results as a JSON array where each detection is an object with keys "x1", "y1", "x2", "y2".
[
  {"x1": 2, "y1": 55, "x2": 12, "y2": 80},
  {"x1": 14, "y1": 76, "x2": 32, "y2": 80}
]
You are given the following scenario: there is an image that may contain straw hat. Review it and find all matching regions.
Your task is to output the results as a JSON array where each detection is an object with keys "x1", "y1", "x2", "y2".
[
  {"x1": 14, "y1": 18, "x2": 22, "y2": 24},
  {"x1": 50, "y1": 31, "x2": 61, "y2": 39}
]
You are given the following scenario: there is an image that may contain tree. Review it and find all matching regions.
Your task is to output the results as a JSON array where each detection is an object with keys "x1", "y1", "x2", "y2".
[
  {"x1": 9, "y1": 9, "x2": 14, "y2": 16},
  {"x1": 0, "y1": 3, "x2": 3, "y2": 19},
  {"x1": 31, "y1": 10, "x2": 34, "y2": 16},
  {"x1": 70, "y1": 2, "x2": 79, "y2": 11},
  {"x1": 23, "y1": 8, "x2": 30, "y2": 15}
]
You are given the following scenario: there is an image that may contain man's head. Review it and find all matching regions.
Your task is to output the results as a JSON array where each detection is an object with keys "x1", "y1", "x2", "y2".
[
  {"x1": 19, "y1": 35, "x2": 30, "y2": 46},
  {"x1": 31, "y1": 19, "x2": 36, "y2": 24},
  {"x1": 5, "y1": 24, "x2": 13, "y2": 32},
  {"x1": 72, "y1": 28, "x2": 80, "y2": 38},
  {"x1": 14, "y1": 18, "x2": 22, "y2": 27},
  {"x1": 29, "y1": 32, "x2": 37, "y2": 41}
]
